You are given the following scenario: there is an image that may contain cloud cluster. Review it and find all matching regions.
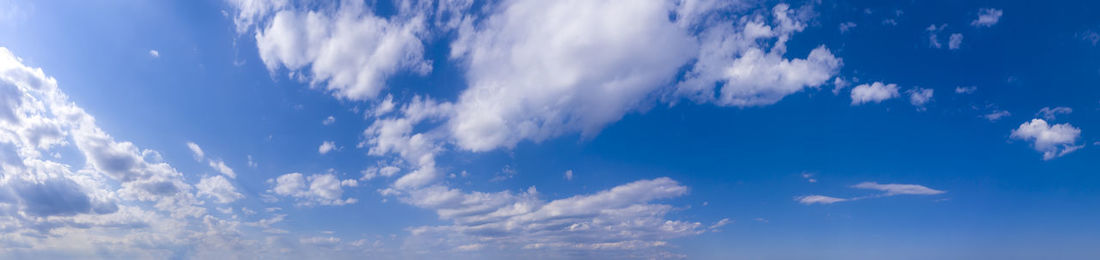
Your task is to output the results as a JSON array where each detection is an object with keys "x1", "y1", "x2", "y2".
[
  {"x1": 1010, "y1": 119, "x2": 1083, "y2": 160},
  {"x1": 268, "y1": 172, "x2": 358, "y2": 206}
]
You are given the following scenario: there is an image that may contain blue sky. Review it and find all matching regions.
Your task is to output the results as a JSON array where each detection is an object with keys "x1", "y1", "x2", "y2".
[{"x1": 0, "y1": 0, "x2": 1098, "y2": 259}]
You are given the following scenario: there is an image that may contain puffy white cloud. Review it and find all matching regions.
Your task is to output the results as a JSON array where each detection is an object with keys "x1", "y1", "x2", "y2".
[
  {"x1": 322, "y1": 115, "x2": 335, "y2": 126},
  {"x1": 852, "y1": 182, "x2": 945, "y2": 196},
  {"x1": 796, "y1": 195, "x2": 847, "y2": 205},
  {"x1": 1010, "y1": 119, "x2": 1083, "y2": 160},
  {"x1": 676, "y1": 4, "x2": 841, "y2": 107},
  {"x1": 564, "y1": 170, "x2": 573, "y2": 181},
  {"x1": 907, "y1": 87, "x2": 934, "y2": 109},
  {"x1": 268, "y1": 172, "x2": 357, "y2": 206},
  {"x1": 148, "y1": 49, "x2": 160, "y2": 58},
  {"x1": 850, "y1": 82, "x2": 899, "y2": 105},
  {"x1": 401, "y1": 177, "x2": 706, "y2": 257},
  {"x1": 253, "y1": 1, "x2": 430, "y2": 101},
  {"x1": 187, "y1": 141, "x2": 205, "y2": 161},
  {"x1": 448, "y1": 0, "x2": 697, "y2": 151},
  {"x1": 1037, "y1": 106, "x2": 1072, "y2": 120},
  {"x1": 971, "y1": 8, "x2": 1003, "y2": 27},
  {"x1": 197, "y1": 175, "x2": 244, "y2": 203},
  {"x1": 948, "y1": 33, "x2": 963, "y2": 50},
  {"x1": 318, "y1": 141, "x2": 337, "y2": 155}
]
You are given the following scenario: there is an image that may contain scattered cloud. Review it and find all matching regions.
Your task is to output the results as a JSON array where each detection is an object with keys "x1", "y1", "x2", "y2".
[
  {"x1": 318, "y1": 141, "x2": 337, "y2": 155},
  {"x1": 149, "y1": 49, "x2": 160, "y2": 58},
  {"x1": 801, "y1": 172, "x2": 817, "y2": 183},
  {"x1": 908, "y1": 88, "x2": 934, "y2": 109},
  {"x1": 949, "y1": 33, "x2": 963, "y2": 50},
  {"x1": 797, "y1": 195, "x2": 847, "y2": 205},
  {"x1": 850, "y1": 82, "x2": 900, "y2": 105},
  {"x1": 955, "y1": 86, "x2": 977, "y2": 94},
  {"x1": 197, "y1": 175, "x2": 244, "y2": 203},
  {"x1": 1037, "y1": 106, "x2": 1072, "y2": 120},
  {"x1": 799, "y1": 182, "x2": 945, "y2": 205},
  {"x1": 564, "y1": 170, "x2": 574, "y2": 181},
  {"x1": 268, "y1": 172, "x2": 358, "y2": 206},
  {"x1": 1010, "y1": 119, "x2": 1083, "y2": 160},
  {"x1": 971, "y1": 8, "x2": 1003, "y2": 27},
  {"x1": 208, "y1": 158, "x2": 237, "y2": 178},
  {"x1": 187, "y1": 141, "x2": 205, "y2": 161},
  {"x1": 322, "y1": 115, "x2": 335, "y2": 126},
  {"x1": 839, "y1": 22, "x2": 857, "y2": 33},
  {"x1": 984, "y1": 110, "x2": 1011, "y2": 121},
  {"x1": 927, "y1": 24, "x2": 946, "y2": 48}
]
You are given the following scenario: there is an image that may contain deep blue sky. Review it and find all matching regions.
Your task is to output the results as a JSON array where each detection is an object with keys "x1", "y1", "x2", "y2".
[{"x1": 0, "y1": 0, "x2": 1097, "y2": 259}]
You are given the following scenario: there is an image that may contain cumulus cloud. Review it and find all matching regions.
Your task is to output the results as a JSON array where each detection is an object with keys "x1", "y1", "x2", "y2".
[
  {"x1": 677, "y1": 4, "x2": 841, "y2": 108},
  {"x1": 971, "y1": 8, "x2": 1003, "y2": 27},
  {"x1": 197, "y1": 175, "x2": 244, "y2": 203},
  {"x1": 268, "y1": 172, "x2": 357, "y2": 206},
  {"x1": 850, "y1": 82, "x2": 899, "y2": 105},
  {"x1": 948, "y1": 33, "x2": 963, "y2": 50},
  {"x1": 1010, "y1": 119, "x2": 1083, "y2": 160},
  {"x1": 1036, "y1": 106, "x2": 1072, "y2": 120},
  {"x1": 907, "y1": 87, "x2": 934, "y2": 109},
  {"x1": 448, "y1": 0, "x2": 697, "y2": 151},
  {"x1": 252, "y1": 1, "x2": 430, "y2": 100},
  {"x1": 318, "y1": 141, "x2": 337, "y2": 155}
]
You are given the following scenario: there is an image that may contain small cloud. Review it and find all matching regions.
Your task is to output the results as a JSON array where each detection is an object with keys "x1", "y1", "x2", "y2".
[
  {"x1": 1010, "y1": 118, "x2": 1083, "y2": 160},
  {"x1": 1036, "y1": 106, "x2": 1072, "y2": 120},
  {"x1": 838, "y1": 22, "x2": 857, "y2": 33},
  {"x1": 971, "y1": 8, "x2": 1003, "y2": 27},
  {"x1": 926, "y1": 24, "x2": 946, "y2": 48},
  {"x1": 186, "y1": 142, "x2": 205, "y2": 161},
  {"x1": 851, "y1": 82, "x2": 900, "y2": 105},
  {"x1": 852, "y1": 182, "x2": 945, "y2": 196},
  {"x1": 907, "y1": 88, "x2": 934, "y2": 110},
  {"x1": 318, "y1": 141, "x2": 337, "y2": 155},
  {"x1": 247, "y1": 155, "x2": 258, "y2": 168},
  {"x1": 322, "y1": 116, "x2": 335, "y2": 126},
  {"x1": 708, "y1": 218, "x2": 731, "y2": 231},
  {"x1": 984, "y1": 110, "x2": 1011, "y2": 122},
  {"x1": 564, "y1": 170, "x2": 573, "y2": 181},
  {"x1": 955, "y1": 86, "x2": 977, "y2": 94},
  {"x1": 1079, "y1": 30, "x2": 1100, "y2": 46},
  {"x1": 796, "y1": 195, "x2": 848, "y2": 205},
  {"x1": 948, "y1": 33, "x2": 963, "y2": 50},
  {"x1": 148, "y1": 49, "x2": 160, "y2": 58},
  {"x1": 800, "y1": 172, "x2": 817, "y2": 183},
  {"x1": 208, "y1": 159, "x2": 236, "y2": 178}
]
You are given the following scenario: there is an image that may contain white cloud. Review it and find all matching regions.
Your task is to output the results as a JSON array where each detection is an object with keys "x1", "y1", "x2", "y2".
[
  {"x1": 187, "y1": 141, "x2": 205, "y2": 161},
  {"x1": 564, "y1": 170, "x2": 573, "y2": 181},
  {"x1": 927, "y1": 24, "x2": 946, "y2": 48},
  {"x1": 850, "y1": 82, "x2": 899, "y2": 105},
  {"x1": 401, "y1": 177, "x2": 706, "y2": 256},
  {"x1": 318, "y1": 141, "x2": 337, "y2": 154},
  {"x1": 948, "y1": 33, "x2": 963, "y2": 50},
  {"x1": 971, "y1": 8, "x2": 1003, "y2": 27},
  {"x1": 799, "y1": 182, "x2": 945, "y2": 205},
  {"x1": 984, "y1": 110, "x2": 1011, "y2": 121},
  {"x1": 197, "y1": 175, "x2": 244, "y2": 203},
  {"x1": 796, "y1": 195, "x2": 847, "y2": 205},
  {"x1": 208, "y1": 158, "x2": 237, "y2": 178},
  {"x1": 907, "y1": 87, "x2": 934, "y2": 109},
  {"x1": 268, "y1": 172, "x2": 357, "y2": 206},
  {"x1": 955, "y1": 86, "x2": 977, "y2": 94},
  {"x1": 322, "y1": 115, "x2": 335, "y2": 125},
  {"x1": 148, "y1": 49, "x2": 160, "y2": 58},
  {"x1": 677, "y1": 4, "x2": 841, "y2": 107},
  {"x1": 1010, "y1": 119, "x2": 1083, "y2": 160},
  {"x1": 252, "y1": 1, "x2": 430, "y2": 101},
  {"x1": 838, "y1": 22, "x2": 857, "y2": 33},
  {"x1": 1036, "y1": 106, "x2": 1072, "y2": 120},
  {"x1": 852, "y1": 182, "x2": 945, "y2": 196},
  {"x1": 447, "y1": 0, "x2": 697, "y2": 151}
]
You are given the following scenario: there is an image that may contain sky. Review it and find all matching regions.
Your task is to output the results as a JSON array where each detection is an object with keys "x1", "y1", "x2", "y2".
[{"x1": 0, "y1": 0, "x2": 1098, "y2": 259}]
